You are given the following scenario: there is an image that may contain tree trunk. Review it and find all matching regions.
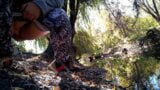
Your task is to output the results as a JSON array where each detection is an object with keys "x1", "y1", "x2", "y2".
[
  {"x1": 63, "y1": 0, "x2": 68, "y2": 12},
  {"x1": 69, "y1": 0, "x2": 80, "y2": 64},
  {"x1": 69, "y1": 0, "x2": 80, "y2": 41}
]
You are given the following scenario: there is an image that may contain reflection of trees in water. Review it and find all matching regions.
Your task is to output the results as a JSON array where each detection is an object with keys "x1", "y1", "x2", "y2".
[{"x1": 98, "y1": 57, "x2": 160, "y2": 89}]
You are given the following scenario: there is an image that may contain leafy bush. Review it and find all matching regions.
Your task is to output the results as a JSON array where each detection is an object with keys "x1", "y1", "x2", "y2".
[
  {"x1": 125, "y1": 16, "x2": 159, "y2": 40},
  {"x1": 74, "y1": 30, "x2": 99, "y2": 58},
  {"x1": 101, "y1": 30, "x2": 121, "y2": 50}
]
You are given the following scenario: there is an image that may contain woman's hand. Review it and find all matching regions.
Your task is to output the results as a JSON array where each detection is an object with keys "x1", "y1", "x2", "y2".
[{"x1": 22, "y1": 2, "x2": 41, "y2": 21}]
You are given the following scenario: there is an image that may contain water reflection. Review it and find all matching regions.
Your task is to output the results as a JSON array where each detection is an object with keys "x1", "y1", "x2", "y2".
[
  {"x1": 150, "y1": 75, "x2": 160, "y2": 90},
  {"x1": 94, "y1": 57, "x2": 160, "y2": 89}
]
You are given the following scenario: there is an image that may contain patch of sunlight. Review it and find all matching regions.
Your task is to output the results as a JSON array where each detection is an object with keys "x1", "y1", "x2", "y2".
[
  {"x1": 87, "y1": 7, "x2": 108, "y2": 34},
  {"x1": 24, "y1": 40, "x2": 44, "y2": 54}
]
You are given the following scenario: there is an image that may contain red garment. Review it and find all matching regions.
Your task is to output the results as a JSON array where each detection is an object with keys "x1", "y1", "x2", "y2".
[{"x1": 56, "y1": 65, "x2": 65, "y2": 72}]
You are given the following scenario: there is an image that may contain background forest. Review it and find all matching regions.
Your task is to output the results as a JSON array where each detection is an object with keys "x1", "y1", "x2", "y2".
[{"x1": 12, "y1": 0, "x2": 160, "y2": 90}]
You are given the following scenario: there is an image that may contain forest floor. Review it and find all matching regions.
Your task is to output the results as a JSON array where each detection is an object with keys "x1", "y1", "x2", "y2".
[
  {"x1": 0, "y1": 53, "x2": 115, "y2": 90},
  {"x1": 0, "y1": 41, "x2": 142, "y2": 90}
]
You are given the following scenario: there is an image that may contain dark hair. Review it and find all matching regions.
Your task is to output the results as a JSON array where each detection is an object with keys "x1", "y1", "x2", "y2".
[{"x1": 12, "y1": 0, "x2": 32, "y2": 12}]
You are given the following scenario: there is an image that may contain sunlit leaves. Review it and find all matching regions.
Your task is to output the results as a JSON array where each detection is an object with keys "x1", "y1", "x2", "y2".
[
  {"x1": 124, "y1": 16, "x2": 159, "y2": 40},
  {"x1": 34, "y1": 37, "x2": 48, "y2": 50},
  {"x1": 74, "y1": 30, "x2": 98, "y2": 57}
]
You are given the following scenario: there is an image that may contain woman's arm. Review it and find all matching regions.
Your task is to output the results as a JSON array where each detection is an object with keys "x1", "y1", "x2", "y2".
[{"x1": 33, "y1": 0, "x2": 64, "y2": 17}]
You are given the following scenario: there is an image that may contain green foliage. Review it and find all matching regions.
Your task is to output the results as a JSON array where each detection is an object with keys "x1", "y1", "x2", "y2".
[
  {"x1": 34, "y1": 37, "x2": 48, "y2": 50},
  {"x1": 12, "y1": 40, "x2": 26, "y2": 52},
  {"x1": 124, "y1": 16, "x2": 159, "y2": 40},
  {"x1": 94, "y1": 59, "x2": 107, "y2": 67},
  {"x1": 80, "y1": 0, "x2": 104, "y2": 7},
  {"x1": 101, "y1": 30, "x2": 121, "y2": 49},
  {"x1": 78, "y1": 0, "x2": 104, "y2": 25},
  {"x1": 74, "y1": 30, "x2": 99, "y2": 57},
  {"x1": 135, "y1": 57, "x2": 160, "y2": 79},
  {"x1": 93, "y1": 56, "x2": 160, "y2": 88}
]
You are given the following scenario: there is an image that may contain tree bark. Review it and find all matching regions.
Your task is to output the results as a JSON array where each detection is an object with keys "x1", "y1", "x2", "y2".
[
  {"x1": 63, "y1": 0, "x2": 68, "y2": 12},
  {"x1": 134, "y1": 0, "x2": 160, "y2": 23},
  {"x1": 69, "y1": 0, "x2": 80, "y2": 41}
]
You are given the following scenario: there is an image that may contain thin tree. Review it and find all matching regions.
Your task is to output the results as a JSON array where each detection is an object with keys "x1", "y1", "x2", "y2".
[{"x1": 133, "y1": 0, "x2": 160, "y2": 23}]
